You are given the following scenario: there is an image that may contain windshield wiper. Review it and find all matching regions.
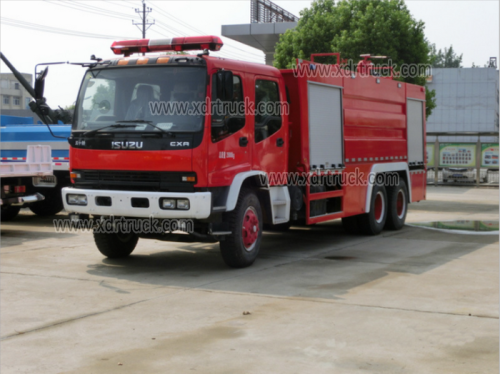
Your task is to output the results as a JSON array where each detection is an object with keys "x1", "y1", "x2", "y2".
[
  {"x1": 84, "y1": 124, "x2": 137, "y2": 137},
  {"x1": 116, "y1": 120, "x2": 173, "y2": 136}
]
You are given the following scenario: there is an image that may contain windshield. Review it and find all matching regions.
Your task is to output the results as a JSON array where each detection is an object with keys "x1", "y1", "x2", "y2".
[{"x1": 74, "y1": 66, "x2": 207, "y2": 133}]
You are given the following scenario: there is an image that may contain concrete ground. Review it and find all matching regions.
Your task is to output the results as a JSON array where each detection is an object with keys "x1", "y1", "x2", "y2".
[{"x1": 1, "y1": 186, "x2": 498, "y2": 374}]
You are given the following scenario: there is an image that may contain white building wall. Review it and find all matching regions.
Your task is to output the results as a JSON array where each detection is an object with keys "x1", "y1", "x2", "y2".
[{"x1": 426, "y1": 67, "x2": 499, "y2": 143}]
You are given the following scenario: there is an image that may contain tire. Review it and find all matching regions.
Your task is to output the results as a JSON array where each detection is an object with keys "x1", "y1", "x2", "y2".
[
  {"x1": 1, "y1": 205, "x2": 21, "y2": 221},
  {"x1": 357, "y1": 184, "x2": 388, "y2": 235},
  {"x1": 220, "y1": 189, "x2": 263, "y2": 268},
  {"x1": 29, "y1": 187, "x2": 64, "y2": 216},
  {"x1": 342, "y1": 215, "x2": 361, "y2": 234},
  {"x1": 385, "y1": 180, "x2": 408, "y2": 230},
  {"x1": 93, "y1": 229, "x2": 139, "y2": 258},
  {"x1": 443, "y1": 179, "x2": 448, "y2": 183}
]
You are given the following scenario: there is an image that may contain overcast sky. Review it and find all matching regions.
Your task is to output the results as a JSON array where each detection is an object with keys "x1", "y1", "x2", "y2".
[{"x1": 0, "y1": 0, "x2": 498, "y2": 108}]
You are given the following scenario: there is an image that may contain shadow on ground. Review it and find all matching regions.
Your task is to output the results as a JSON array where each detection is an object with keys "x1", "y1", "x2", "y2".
[{"x1": 85, "y1": 222, "x2": 498, "y2": 300}]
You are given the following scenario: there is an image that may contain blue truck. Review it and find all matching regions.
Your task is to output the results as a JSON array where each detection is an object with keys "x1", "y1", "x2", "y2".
[{"x1": 1, "y1": 115, "x2": 71, "y2": 220}]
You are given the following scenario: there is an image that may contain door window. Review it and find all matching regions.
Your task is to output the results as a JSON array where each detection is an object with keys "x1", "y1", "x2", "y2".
[
  {"x1": 211, "y1": 74, "x2": 245, "y2": 142},
  {"x1": 255, "y1": 79, "x2": 282, "y2": 143}
]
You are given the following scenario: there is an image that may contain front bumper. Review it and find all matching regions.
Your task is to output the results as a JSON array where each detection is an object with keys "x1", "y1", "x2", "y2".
[{"x1": 62, "y1": 188, "x2": 211, "y2": 219}]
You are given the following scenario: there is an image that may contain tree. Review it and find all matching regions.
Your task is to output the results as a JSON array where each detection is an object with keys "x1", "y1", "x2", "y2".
[
  {"x1": 429, "y1": 44, "x2": 463, "y2": 68},
  {"x1": 274, "y1": 0, "x2": 436, "y2": 117}
]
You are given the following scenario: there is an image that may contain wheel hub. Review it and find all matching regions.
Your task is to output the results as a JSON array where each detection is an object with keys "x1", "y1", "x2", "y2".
[{"x1": 242, "y1": 207, "x2": 259, "y2": 250}]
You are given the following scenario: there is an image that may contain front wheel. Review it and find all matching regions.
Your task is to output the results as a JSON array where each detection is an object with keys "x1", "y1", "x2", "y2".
[
  {"x1": 93, "y1": 229, "x2": 139, "y2": 258},
  {"x1": 357, "y1": 184, "x2": 388, "y2": 235},
  {"x1": 220, "y1": 189, "x2": 263, "y2": 268}
]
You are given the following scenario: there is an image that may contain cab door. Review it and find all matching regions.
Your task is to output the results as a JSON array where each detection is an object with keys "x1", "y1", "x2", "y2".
[
  {"x1": 251, "y1": 76, "x2": 288, "y2": 179},
  {"x1": 207, "y1": 70, "x2": 252, "y2": 186}
]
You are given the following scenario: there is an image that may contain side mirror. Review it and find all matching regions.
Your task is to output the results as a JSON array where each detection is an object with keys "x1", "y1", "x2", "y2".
[
  {"x1": 216, "y1": 70, "x2": 233, "y2": 101},
  {"x1": 34, "y1": 67, "x2": 49, "y2": 100}
]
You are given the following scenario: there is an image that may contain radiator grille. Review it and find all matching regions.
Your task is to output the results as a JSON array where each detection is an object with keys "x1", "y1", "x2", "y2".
[{"x1": 74, "y1": 170, "x2": 196, "y2": 192}]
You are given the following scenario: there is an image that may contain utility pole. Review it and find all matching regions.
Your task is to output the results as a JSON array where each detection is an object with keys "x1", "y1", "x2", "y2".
[{"x1": 133, "y1": 0, "x2": 154, "y2": 39}]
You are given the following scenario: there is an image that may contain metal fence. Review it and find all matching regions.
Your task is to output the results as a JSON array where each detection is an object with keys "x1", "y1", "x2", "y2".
[{"x1": 426, "y1": 132, "x2": 499, "y2": 187}]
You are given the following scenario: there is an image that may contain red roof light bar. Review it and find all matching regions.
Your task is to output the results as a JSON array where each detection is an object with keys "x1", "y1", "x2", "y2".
[{"x1": 111, "y1": 36, "x2": 223, "y2": 56}]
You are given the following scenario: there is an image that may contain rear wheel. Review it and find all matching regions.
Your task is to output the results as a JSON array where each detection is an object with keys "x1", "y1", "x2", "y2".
[
  {"x1": 357, "y1": 184, "x2": 388, "y2": 235},
  {"x1": 94, "y1": 229, "x2": 138, "y2": 258},
  {"x1": 1, "y1": 205, "x2": 21, "y2": 221},
  {"x1": 385, "y1": 180, "x2": 408, "y2": 230},
  {"x1": 29, "y1": 187, "x2": 64, "y2": 216},
  {"x1": 220, "y1": 189, "x2": 263, "y2": 268}
]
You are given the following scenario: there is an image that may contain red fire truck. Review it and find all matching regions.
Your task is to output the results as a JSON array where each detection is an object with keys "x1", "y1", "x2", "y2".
[{"x1": 62, "y1": 36, "x2": 426, "y2": 268}]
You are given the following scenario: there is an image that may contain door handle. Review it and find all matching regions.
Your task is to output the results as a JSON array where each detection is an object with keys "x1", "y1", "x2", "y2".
[
  {"x1": 239, "y1": 137, "x2": 248, "y2": 147},
  {"x1": 276, "y1": 138, "x2": 284, "y2": 147}
]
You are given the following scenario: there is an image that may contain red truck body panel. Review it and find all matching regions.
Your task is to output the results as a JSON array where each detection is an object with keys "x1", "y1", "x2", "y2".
[{"x1": 282, "y1": 58, "x2": 426, "y2": 223}]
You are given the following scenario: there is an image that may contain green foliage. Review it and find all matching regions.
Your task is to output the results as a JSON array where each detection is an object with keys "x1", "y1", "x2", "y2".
[
  {"x1": 274, "y1": 0, "x2": 436, "y2": 117},
  {"x1": 64, "y1": 104, "x2": 75, "y2": 110},
  {"x1": 429, "y1": 44, "x2": 463, "y2": 68},
  {"x1": 425, "y1": 87, "x2": 436, "y2": 118}
]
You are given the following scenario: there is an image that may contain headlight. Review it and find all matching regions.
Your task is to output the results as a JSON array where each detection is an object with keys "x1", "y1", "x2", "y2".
[
  {"x1": 67, "y1": 194, "x2": 88, "y2": 206},
  {"x1": 161, "y1": 198, "x2": 176, "y2": 209},
  {"x1": 176, "y1": 199, "x2": 190, "y2": 210}
]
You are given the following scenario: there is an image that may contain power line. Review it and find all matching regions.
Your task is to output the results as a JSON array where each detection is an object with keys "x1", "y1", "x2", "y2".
[
  {"x1": 60, "y1": 0, "x2": 264, "y2": 62},
  {"x1": 141, "y1": 12, "x2": 259, "y2": 61},
  {"x1": 51, "y1": 0, "x2": 263, "y2": 62},
  {"x1": 62, "y1": 0, "x2": 140, "y2": 20},
  {"x1": 43, "y1": 0, "x2": 139, "y2": 21},
  {"x1": 147, "y1": 23, "x2": 257, "y2": 62},
  {"x1": 151, "y1": 3, "x2": 263, "y2": 61},
  {"x1": 1, "y1": 17, "x2": 134, "y2": 40},
  {"x1": 106, "y1": 0, "x2": 136, "y2": 10},
  {"x1": 26, "y1": 0, "x2": 263, "y2": 62}
]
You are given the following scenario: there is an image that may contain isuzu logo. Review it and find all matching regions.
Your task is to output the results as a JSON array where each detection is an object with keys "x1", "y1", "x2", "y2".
[
  {"x1": 170, "y1": 142, "x2": 190, "y2": 147},
  {"x1": 111, "y1": 141, "x2": 143, "y2": 150}
]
